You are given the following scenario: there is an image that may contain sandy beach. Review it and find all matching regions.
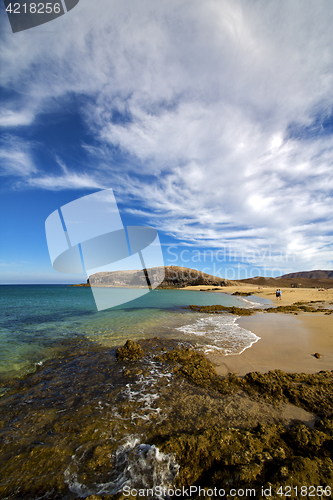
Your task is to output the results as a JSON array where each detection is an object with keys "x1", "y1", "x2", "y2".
[
  {"x1": 182, "y1": 282, "x2": 333, "y2": 307},
  {"x1": 181, "y1": 284, "x2": 333, "y2": 375},
  {"x1": 208, "y1": 313, "x2": 333, "y2": 376}
]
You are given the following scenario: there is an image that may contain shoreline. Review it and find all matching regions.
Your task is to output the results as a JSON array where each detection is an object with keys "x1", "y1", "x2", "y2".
[
  {"x1": 207, "y1": 312, "x2": 333, "y2": 376},
  {"x1": 1, "y1": 286, "x2": 332, "y2": 496},
  {"x1": 180, "y1": 284, "x2": 333, "y2": 376},
  {"x1": 1, "y1": 335, "x2": 332, "y2": 497},
  {"x1": 180, "y1": 282, "x2": 333, "y2": 306}
]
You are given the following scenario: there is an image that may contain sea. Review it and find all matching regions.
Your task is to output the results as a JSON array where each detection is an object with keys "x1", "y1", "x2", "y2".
[
  {"x1": 0, "y1": 285, "x2": 270, "y2": 499},
  {"x1": 0, "y1": 285, "x2": 267, "y2": 381}
]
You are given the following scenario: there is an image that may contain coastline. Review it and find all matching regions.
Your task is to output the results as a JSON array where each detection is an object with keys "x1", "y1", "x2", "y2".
[
  {"x1": 180, "y1": 284, "x2": 333, "y2": 376},
  {"x1": 1, "y1": 335, "x2": 332, "y2": 497},
  {"x1": 208, "y1": 312, "x2": 333, "y2": 376},
  {"x1": 1, "y1": 283, "x2": 332, "y2": 497},
  {"x1": 180, "y1": 282, "x2": 333, "y2": 307}
]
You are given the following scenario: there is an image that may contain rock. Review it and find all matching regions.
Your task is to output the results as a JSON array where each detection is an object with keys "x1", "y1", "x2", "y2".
[
  {"x1": 313, "y1": 352, "x2": 322, "y2": 359},
  {"x1": 157, "y1": 348, "x2": 216, "y2": 385},
  {"x1": 188, "y1": 304, "x2": 257, "y2": 316},
  {"x1": 116, "y1": 340, "x2": 144, "y2": 361},
  {"x1": 88, "y1": 266, "x2": 231, "y2": 289}
]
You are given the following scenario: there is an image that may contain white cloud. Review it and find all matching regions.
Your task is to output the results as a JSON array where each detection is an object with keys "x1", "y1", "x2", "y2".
[
  {"x1": 0, "y1": 135, "x2": 37, "y2": 176},
  {"x1": 28, "y1": 171, "x2": 104, "y2": 191},
  {"x1": 0, "y1": 108, "x2": 35, "y2": 127},
  {"x1": 0, "y1": 0, "x2": 332, "y2": 269},
  {"x1": 26, "y1": 155, "x2": 105, "y2": 190}
]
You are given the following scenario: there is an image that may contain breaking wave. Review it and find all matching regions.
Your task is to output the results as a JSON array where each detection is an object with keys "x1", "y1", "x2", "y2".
[{"x1": 175, "y1": 314, "x2": 260, "y2": 355}]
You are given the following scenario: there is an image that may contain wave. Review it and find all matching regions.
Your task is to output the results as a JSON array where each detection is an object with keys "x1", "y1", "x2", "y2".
[
  {"x1": 175, "y1": 314, "x2": 260, "y2": 355},
  {"x1": 65, "y1": 436, "x2": 179, "y2": 498}
]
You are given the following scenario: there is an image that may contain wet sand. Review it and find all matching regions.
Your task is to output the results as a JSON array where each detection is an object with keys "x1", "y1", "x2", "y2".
[{"x1": 208, "y1": 312, "x2": 333, "y2": 376}]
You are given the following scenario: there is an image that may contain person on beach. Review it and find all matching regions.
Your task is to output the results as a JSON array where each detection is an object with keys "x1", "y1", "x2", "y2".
[{"x1": 276, "y1": 289, "x2": 282, "y2": 300}]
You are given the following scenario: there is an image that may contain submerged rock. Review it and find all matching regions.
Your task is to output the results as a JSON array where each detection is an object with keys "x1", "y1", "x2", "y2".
[
  {"x1": 116, "y1": 340, "x2": 144, "y2": 361},
  {"x1": 187, "y1": 304, "x2": 257, "y2": 315},
  {"x1": 265, "y1": 302, "x2": 333, "y2": 314}
]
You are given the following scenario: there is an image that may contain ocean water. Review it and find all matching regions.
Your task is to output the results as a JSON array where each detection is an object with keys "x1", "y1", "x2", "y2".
[{"x1": 0, "y1": 285, "x2": 266, "y2": 380}]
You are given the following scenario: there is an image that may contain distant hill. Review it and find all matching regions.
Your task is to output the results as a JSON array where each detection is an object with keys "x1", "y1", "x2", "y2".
[
  {"x1": 88, "y1": 266, "x2": 230, "y2": 288},
  {"x1": 238, "y1": 270, "x2": 333, "y2": 288},
  {"x1": 281, "y1": 270, "x2": 333, "y2": 280},
  {"x1": 76, "y1": 267, "x2": 333, "y2": 289}
]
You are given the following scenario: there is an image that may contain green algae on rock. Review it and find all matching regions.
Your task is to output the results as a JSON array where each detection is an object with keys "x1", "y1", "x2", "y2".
[
  {"x1": 187, "y1": 301, "x2": 333, "y2": 316},
  {"x1": 79, "y1": 416, "x2": 333, "y2": 500},
  {"x1": 1, "y1": 338, "x2": 333, "y2": 500},
  {"x1": 187, "y1": 304, "x2": 258, "y2": 315},
  {"x1": 0, "y1": 341, "x2": 178, "y2": 499},
  {"x1": 264, "y1": 302, "x2": 333, "y2": 314},
  {"x1": 157, "y1": 418, "x2": 333, "y2": 499},
  {"x1": 241, "y1": 369, "x2": 333, "y2": 417},
  {"x1": 116, "y1": 340, "x2": 144, "y2": 361},
  {"x1": 157, "y1": 348, "x2": 216, "y2": 386},
  {"x1": 78, "y1": 347, "x2": 333, "y2": 500},
  {"x1": 157, "y1": 348, "x2": 333, "y2": 417}
]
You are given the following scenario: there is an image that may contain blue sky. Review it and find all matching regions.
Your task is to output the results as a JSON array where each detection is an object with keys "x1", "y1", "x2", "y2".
[{"x1": 0, "y1": 0, "x2": 333, "y2": 283}]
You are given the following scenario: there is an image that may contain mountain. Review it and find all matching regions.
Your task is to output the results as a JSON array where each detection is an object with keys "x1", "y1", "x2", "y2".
[
  {"x1": 281, "y1": 270, "x2": 333, "y2": 280},
  {"x1": 78, "y1": 267, "x2": 333, "y2": 289},
  {"x1": 238, "y1": 270, "x2": 333, "y2": 288},
  {"x1": 88, "y1": 266, "x2": 229, "y2": 288}
]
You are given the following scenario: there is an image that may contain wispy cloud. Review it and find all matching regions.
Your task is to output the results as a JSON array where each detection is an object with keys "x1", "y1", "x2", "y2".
[
  {"x1": 25, "y1": 155, "x2": 105, "y2": 190},
  {"x1": 0, "y1": 134, "x2": 37, "y2": 176},
  {"x1": 0, "y1": 0, "x2": 332, "y2": 268},
  {"x1": 0, "y1": 108, "x2": 35, "y2": 127},
  {"x1": 27, "y1": 171, "x2": 104, "y2": 191}
]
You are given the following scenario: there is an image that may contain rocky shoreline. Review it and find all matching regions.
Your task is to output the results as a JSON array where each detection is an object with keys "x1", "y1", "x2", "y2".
[{"x1": 1, "y1": 337, "x2": 332, "y2": 499}]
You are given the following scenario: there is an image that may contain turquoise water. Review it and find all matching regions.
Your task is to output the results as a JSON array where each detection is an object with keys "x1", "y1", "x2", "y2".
[{"x1": 0, "y1": 285, "x2": 265, "y2": 380}]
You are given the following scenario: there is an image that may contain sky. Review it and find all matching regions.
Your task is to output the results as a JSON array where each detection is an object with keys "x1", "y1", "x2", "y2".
[{"x1": 0, "y1": 0, "x2": 333, "y2": 284}]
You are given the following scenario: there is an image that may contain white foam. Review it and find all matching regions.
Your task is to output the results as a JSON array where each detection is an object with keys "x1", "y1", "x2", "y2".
[
  {"x1": 119, "y1": 358, "x2": 173, "y2": 423},
  {"x1": 240, "y1": 297, "x2": 260, "y2": 307},
  {"x1": 98, "y1": 438, "x2": 179, "y2": 496},
  {"x1": 65, "y1": 436, "x2": 179, "y2": 498},
  {"x1": 175, "y1": 314, "x2": 260, "y2": 355}
]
